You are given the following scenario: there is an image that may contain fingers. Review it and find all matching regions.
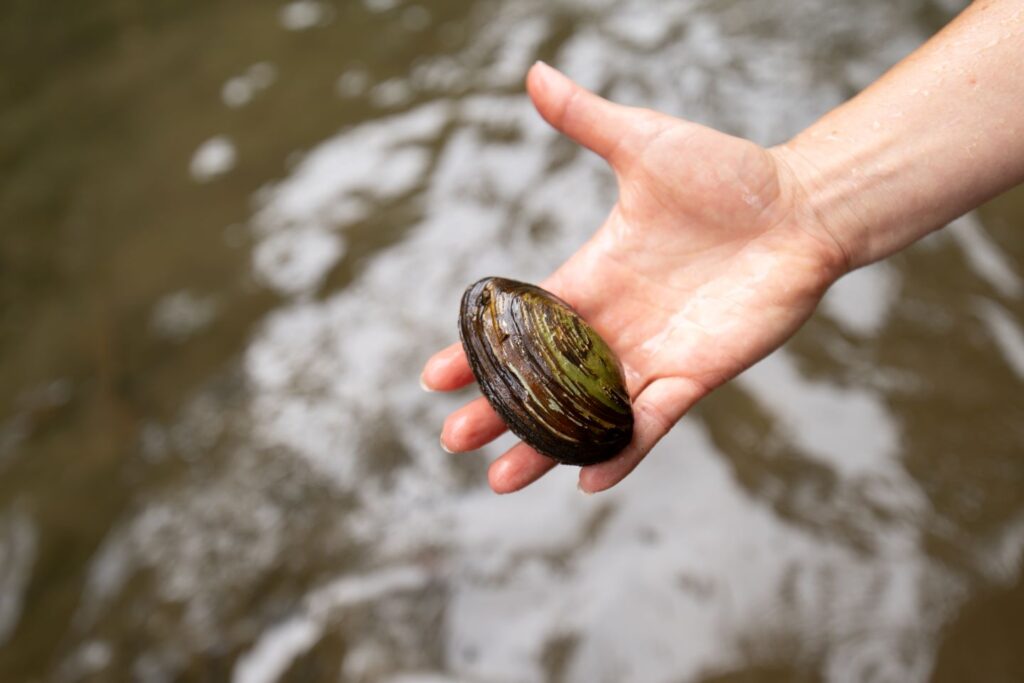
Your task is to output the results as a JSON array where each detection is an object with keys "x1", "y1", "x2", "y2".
[
  {"x1": 421, "y1": 342, "x2": 475, "y2": 392},
  {"x1": 440, "y1": 396, "x2": 507, "y2": 452},
  {"x1": 578, "y1": 377, "x2": 705, "y2": 494},
  {"x1": 437, "y1": 396, "x2": 555, "y2": 494},
  {"x1": 488, "y1": 442, "x2": 558, "y2": 494},
  {"x1": 438, "y1": 376, "x2": 705, "y2": 494},
  {"x1": 526, "y1": 61, "x2": 640, "y2": 165}
]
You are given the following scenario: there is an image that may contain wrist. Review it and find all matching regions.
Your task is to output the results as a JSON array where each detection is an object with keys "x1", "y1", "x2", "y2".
[{"x1": 769, "y1": 138, "x2": 879, "y2": 274}]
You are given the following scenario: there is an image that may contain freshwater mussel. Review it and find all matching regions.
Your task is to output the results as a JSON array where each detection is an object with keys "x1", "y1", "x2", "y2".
[{"x1": 458, "y1": 277, "x2": 634, "y2": 465}]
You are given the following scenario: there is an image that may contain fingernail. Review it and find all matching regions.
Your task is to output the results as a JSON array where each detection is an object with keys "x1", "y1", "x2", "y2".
[
  {"x1": 577, "y1": 480, "x2": 594, "y2": 496},
  {"x1": 440, "y1": 434, "x2": 454, "y2": 454},
  {"x1": 419, "y1": 374, "x2": 436, "y2": 392},
  {"x1": 532, "y1": 60, "x2": 554, "y2": 81}
]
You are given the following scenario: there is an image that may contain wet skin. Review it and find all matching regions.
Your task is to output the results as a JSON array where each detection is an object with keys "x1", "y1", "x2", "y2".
[
  {"x1": 423, "y1": 63, "x2": 844, "y2": 494},
  {"x1": 425, "y1": 0, "x2": 1024, "y2": 495}
]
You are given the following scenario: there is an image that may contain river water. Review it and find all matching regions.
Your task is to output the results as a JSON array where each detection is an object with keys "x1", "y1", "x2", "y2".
[{"x1": 3, "y1": 0, "x2": 1024, "y2": 681}]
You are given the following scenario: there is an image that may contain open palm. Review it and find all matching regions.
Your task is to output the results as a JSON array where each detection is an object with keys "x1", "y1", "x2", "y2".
[{"x1": 422, "y1": 62, "x2": 847, "y2": 494}]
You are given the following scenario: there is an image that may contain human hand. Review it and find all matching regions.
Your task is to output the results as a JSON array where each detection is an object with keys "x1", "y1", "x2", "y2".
[{"x1": 422, "y1": 62, "x2": 847, "y2": 494}]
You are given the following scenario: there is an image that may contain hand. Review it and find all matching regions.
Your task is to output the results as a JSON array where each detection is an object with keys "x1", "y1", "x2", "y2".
[{"x1": 422, "y1": 62, "x2": 847, "y2": 494}]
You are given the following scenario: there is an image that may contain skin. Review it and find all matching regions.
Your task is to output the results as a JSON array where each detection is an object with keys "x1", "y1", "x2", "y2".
[{"x1": 422, "y1": 0, "x2": 1024, "y2": 494}]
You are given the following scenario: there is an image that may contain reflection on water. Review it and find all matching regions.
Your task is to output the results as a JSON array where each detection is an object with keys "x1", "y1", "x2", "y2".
[{"x1": 3, "y1": 0, "x2": 1024, "y2": 681}]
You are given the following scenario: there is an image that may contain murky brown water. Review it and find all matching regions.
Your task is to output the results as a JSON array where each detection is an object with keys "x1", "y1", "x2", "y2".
[{"x1": 3, "y1": 1, "x2": 1024, "y2": 681}]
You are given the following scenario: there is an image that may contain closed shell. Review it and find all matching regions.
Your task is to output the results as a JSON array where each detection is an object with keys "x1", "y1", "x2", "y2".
[{"x1": 458, "y1": 277, "x2": 633, "y2": 465}]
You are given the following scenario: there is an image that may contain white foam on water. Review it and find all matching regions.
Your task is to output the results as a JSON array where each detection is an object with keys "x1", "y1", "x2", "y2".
[
  {"x1": 150, "y1": 290, "x2": 219, "y2": 342},
  {"x1": 68, "y1": 1, "x2": 1021, "y2": 681},
  {"x1": 976, "y1": 299, "x2": 1024, "y2": 380},
  {"x1": 738, "y1": 350, "x2": 903, "y2": 480},
  {"x1": 189, "y1": 135, "x2": 237, "y2": 182},
  {"x1": 0, "y1": 509, "x2": 36, "y2": 645},
  {"x1": 279, "y1": 0, "x2": 328, "y2": 31},
  {"x1": 948, "y1": 213, "x2": 1023, "y2": 299},
  {"x1": 250, "y1": 104, "x2": 445, "y2": 238},
  {"x1": 233, "y1": 566, "x2": 430, "y2": 683},
  {"x1": 252, "y1": 227, "x2": 345, "y2": 296},
  {"x1": 822, "y1": 261, "x2": 900, "y2": 337},
  {"x1": 222, "y1": 62, "x2": 277, "y2": 108}
]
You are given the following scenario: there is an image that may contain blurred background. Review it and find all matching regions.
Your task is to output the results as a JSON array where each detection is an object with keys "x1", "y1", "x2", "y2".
[{"x1": 3, "y1": 0, "x2": 1024, "y2": 681}]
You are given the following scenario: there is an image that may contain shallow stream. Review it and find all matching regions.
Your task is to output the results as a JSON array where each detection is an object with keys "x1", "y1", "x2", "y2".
[{"x1": 2, "y1": 1, "x2": 1024, "y2": 681}]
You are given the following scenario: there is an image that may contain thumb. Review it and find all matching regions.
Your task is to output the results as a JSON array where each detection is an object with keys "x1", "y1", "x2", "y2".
[{"x1": 526, "y1": 61, "x2": 641, "y2": 164}]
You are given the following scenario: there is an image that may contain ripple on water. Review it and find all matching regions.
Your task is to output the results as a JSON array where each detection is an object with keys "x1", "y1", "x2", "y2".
[{"x1": 23, "y1": 0, "x2": 1023, "y2": 681}]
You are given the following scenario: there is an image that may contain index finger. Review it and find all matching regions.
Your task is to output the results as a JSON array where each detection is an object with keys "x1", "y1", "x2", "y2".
[{"x1": 421, "y1": 342, "x2": 475, "y2": 392}]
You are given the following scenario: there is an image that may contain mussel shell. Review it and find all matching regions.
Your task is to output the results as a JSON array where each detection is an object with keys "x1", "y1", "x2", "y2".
[{"x1": 458, "y1": 277, "x2": 633, "y2": 466}]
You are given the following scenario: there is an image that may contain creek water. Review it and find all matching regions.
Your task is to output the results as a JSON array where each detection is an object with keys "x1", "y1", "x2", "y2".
[{"x1": 2, "y1": 0, "x2": 1024, "y2": 681}]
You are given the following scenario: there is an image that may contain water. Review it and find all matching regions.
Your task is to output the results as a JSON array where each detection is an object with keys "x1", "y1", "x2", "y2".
[{"x1": 3, "y1": 0, "x2": 1024, "y2": 681}]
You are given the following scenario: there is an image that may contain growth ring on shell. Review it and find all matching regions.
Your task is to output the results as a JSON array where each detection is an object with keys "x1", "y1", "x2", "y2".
[{"x1": 458, "y1": 277, "x2": 633, "y2": 466}]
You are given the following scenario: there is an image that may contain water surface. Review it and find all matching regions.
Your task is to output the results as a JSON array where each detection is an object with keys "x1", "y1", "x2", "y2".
[{"x1": 3, "y1": 1, "x2": 1024, "y2": 681}]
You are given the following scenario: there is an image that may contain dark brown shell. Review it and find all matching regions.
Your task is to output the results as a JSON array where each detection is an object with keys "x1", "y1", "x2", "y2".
[{"x1": 458, "y1": 277, "x2": 633, "y2": 465}]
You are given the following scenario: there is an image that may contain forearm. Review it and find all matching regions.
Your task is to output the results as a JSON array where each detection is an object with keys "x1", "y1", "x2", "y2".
[{"x1": 774, "y1": 0, "x2": 1024, "y2": 270}]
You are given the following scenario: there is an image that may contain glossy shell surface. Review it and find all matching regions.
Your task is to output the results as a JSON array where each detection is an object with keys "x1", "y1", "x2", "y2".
[{"x1": 458, "y1": 277, "x2": 633, "y2": 465}]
